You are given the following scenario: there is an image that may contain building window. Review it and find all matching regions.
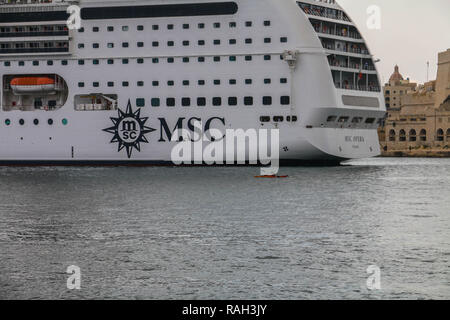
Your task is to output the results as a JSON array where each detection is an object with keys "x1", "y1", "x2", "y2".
[
  {"x1": 167, "y1": 24, "x2": 174, "y2": 30},
  {"x1": 399, "y1": 129, "x2": 406, "y2": 141},
  {"x1": 122, "y1": 42, "x2": 129, "y2": 48},
  {"x1": 264, "y1": 21, "x2": 271, "y2": 26},
  {"x1": 183, "y1": 24, "x2": 189, "y2": 29},
  {"x1": 168, "y1": 41, "x2": 174, "y2": 47},
  {"x1": 152, "y1": 81, "x2": 159, "y2": 86},
  {"x1": 107, "y1": 43, "x2": 114, "y2": 48},
  {"x1": 78, "y1": 43, "x2": 84, "y2": 49},
  {"x1": 436, "y1": 129, "x2": 444, "y2": 141},
  {"x1": 198, "y1": 80, "x2": 206, "y2": 86},
  {"x1": 93, "y1": 43, "x2": 99, "y2": 49},
  {"x1": 137, "y1": 81, "x2": 144, "y2": 87},
  {"x1": 389, "y1": 129, "x2": 396, "y2": 142},
  {"x1": 107, "y1": 26, "x2": 114, "y2": 32},
  {"x1": 212, "y1": 97, "x2": 222, "y2": 106},
  {"x1": 245, "y1": 79, "x2": 252, "y2": 85},
  {"x1": 182, "y1": 40, "x2": 189, "y2": 46},
  {"x1": 78, "y1": 82, "x2": 85, "y2": 88},
  {"x1": 213, "y1": 22, "x2": 221, "y2": 28},
  {"x1": 229, "y1": 39, "x2": 237, "y2": 45},
  {"x1": 264, "y1": 38, "x2": 271, "y2": 43},
  {"x1": 62, "y1": 60, "x2": 68, "y2": 66},
  {"x1": 93, "y1": 59, "x2": 99, "y2": 65},
  {"x1": 122, "y1": 59, "x2": 129, "y2": 64},
  {"x1": 93, "y1": 27, "x2": 99, "y2": 32},
  {"x1": 108, "y1": 59, "x2": 114, "y2": 65},
  {"x1": 107, "y1": 82, "x2": 114, "y2": 87},
  {"x1": 137, "y1": 58, "x2": 144, "y2": 64},
  {"x1": 264, "y1": 55, "x2": 271, "y2": 61},
  {"x1": 280, "y1": 37, "x2": 288, "y2": 43},
  {"x1": 183, "y1": 80, "x2": 190, "y2": 86},
  {"x1": 33, "y1": 61, "x2": 39, "y2": 66},
  {"x1": 198, "y1": 40, "x2": 205, "y2": 46},
  {"x1": 152, "y1": 25, "x2": 159, "y2": 31},
  {"x1": 245, "y1": 38, "x2": 252, "y2": 44},
  {"x1": 78, "y1": 60, "x2": 84, "y2": 65},
  {"x1": 245, "y1": 56, "x2": 252, "y2": 61},
  {"x1": 229, "y1": 79, "x2": 237, "y2": 85},
  {"x1": 183, "y1": 57, "x2": 189, "y2": 63},
  {"x1": 213, "y1": 39, "x2": 221, "y2": 45},
  {"x1": 122, "y1": 81, "x2": 129, "y2": 87},
  {"x1": 168, "y1": 57, "x2": 174, "y2": 63},
  {"x1": 198, "y1": 57, "x2": 205, "y2": 62},
  {"x1": 229, "y1": 22, "x2": 237, "y2": 28},
  {"x1": 198, "y1": 23, "x2": 205, "y2": 29},
  {"x1": 122, "y1": 26, "x2": 129, "y2": 31},
  {"x1": 137, "y1": 42, "x2": 144, "y2": 48},
  {"x1": 245, "y1": 21, "x2": 252, "y2": 27}
]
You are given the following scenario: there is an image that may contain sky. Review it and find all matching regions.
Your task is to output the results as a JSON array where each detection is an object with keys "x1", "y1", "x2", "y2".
[{"x1": 338, "y1": 0, "x2": 450, "y2": 85}]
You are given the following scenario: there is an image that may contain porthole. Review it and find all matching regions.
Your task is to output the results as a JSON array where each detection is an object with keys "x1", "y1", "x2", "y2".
[
  {"x1": 48, "y1": 119, "x2": 54, "y2": 125},
  {"x1": 5, "y1": 119, "x2": 11, "y2": 126},
  {"x1": 33, "y1": 119, "x2": 39, "y2": 125},
  {"x1": 62, "y1": 118, "x2": 68, "y2": 125}
]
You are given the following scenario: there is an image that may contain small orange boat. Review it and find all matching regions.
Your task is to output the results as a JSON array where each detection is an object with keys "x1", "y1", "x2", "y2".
[{"x1": 10, "y1": 77, "x2": 55, "y2": 94}]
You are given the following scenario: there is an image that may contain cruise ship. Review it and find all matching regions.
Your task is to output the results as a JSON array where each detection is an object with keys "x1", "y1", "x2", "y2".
[{"x1": 0, "y1": 0, "x2": 386, "y2": 165}]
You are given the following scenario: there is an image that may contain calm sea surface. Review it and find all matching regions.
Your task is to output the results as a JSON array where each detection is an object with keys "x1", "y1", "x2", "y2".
[{"x1": 0, "y1": 158, "x2": 449, "y2": 300}]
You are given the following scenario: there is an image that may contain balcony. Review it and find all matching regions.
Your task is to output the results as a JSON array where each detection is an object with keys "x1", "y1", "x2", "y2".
[
  {"x1": 0, "y1": 30, "x2": 68, "y2": 37},
  {"x1": 0, "y1": 47, "x2": 68, "y2": 54},
  {"x1": 298, "y1": 1, "x2": 352, "y2": 23}
]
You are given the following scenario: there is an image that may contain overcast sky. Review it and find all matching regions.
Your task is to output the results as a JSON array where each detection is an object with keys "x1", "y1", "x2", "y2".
[{"x1": 338, "y1": 0, "x2": 450, "y2": 85}]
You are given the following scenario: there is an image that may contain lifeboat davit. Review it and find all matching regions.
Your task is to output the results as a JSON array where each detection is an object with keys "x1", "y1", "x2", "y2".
[{"x1": 10, "y1": 77, "x2": 55, "y2": 95}]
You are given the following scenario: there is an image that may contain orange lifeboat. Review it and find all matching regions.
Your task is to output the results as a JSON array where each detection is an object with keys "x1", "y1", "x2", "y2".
[{"x1": 10, "y1": 77, "x2": 55, "y2": 94}]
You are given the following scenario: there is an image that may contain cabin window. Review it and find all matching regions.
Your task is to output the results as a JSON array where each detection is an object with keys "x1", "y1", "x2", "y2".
[
  {"x1": 136, "y1": 98, "x2": 145, "y2": 107},
  {"x1": 151, "y1": 98, "x2": 160, "y2": 107},
  {"x1": 281, "y1": 96, "x2": 290, "y2": 105},
  {"x1": 228, "y1": 97, "x2": 238, "y2": 106},
  {"x1": 167, "y1": 98, "x2": 176, "y2": 107},
  {"x1": 197, "y1": 97, "x2": 206, "y2": 106},
  {"x1": 244, "y1": 97, "x2": 253, "y2": 106},
  {"x1": 182, "y1": 98, "x2": 191, "y2": 107},
  {"x1": 263, "y1": 96, "x2": 272, "y2": 105}
]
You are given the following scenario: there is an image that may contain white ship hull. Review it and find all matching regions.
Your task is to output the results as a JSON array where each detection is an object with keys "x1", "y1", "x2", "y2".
[{"x1": 0, "y1": 0, "x2": 386, "y2": 165}]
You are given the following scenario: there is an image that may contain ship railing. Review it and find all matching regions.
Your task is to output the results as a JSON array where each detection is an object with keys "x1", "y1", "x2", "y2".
[
  {"x1": 0, "y1": 31, "x2": 69, "y2": 38},
  {"x1": 0, "y1": 47, "x2": 68, "y2": 54},
  {"x1": 334, "y1": 83, "x2": 381, "y2": 92}
]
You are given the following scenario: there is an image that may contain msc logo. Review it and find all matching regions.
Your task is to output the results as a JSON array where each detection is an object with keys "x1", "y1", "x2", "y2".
[{"x1": 103, "y1": 100, "x2": 156, "y2": 158}]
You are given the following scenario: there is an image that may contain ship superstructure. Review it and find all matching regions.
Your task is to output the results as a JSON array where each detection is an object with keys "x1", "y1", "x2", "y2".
[{"x1": 0, "y1": 0, "x2": 386, "y2": 164}]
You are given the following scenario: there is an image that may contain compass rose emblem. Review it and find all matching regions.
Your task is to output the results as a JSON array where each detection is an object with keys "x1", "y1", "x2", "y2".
[{"x1": 103, "y1": 100, "x2": 156, "y2": 158}]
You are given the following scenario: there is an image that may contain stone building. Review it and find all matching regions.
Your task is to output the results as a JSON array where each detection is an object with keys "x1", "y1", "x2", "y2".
[
  {"x1": 384, "y1": 65, "x2": 417, "y2": 110},
  {"x1": 380, "y1": 49, "x2": 450, "y2": 156}
]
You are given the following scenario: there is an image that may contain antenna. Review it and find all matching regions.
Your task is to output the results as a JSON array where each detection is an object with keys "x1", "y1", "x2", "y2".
[{"x1": 427, "y1": 61, "x2": 430, "y2": 82}]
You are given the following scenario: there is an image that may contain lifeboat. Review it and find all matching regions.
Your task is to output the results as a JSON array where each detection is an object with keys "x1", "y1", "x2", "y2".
[{"x1": 10, "y1": 77, "x2": 55, "y2": 95}]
